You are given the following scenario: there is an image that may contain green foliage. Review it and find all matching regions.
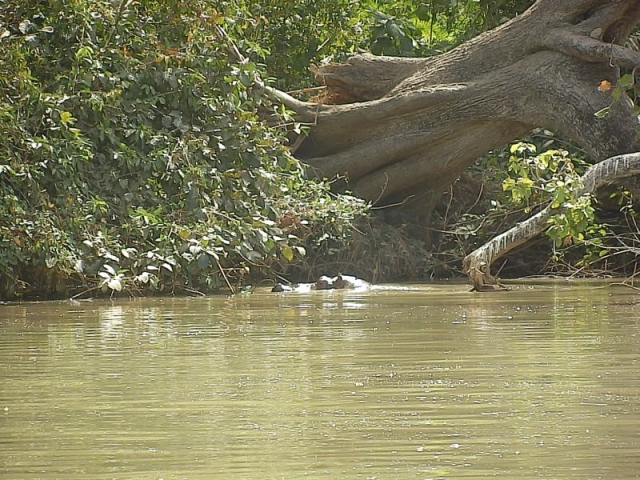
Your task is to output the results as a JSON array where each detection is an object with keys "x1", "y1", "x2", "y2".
[
  {"x1": 361, "y1": 0, "x2": 533, "y2": 57},
  {"x1": 366, "y1": 8, "x2": 428, "y2": 56},
  {"x1": 225, "y1": 0, "x2": 363, "y2": 89},
  {"x1": 428, "y1": 125, "x2": 628, "y2": 278},
  {"x1": 220, "y1": 0, "x2": 535, "y2": 90},
  {"x1": 0, "y1": 0, "x2": 366, "y2": 298},
  {"x1": 500, "y1": 142, "x2": 604, "y2": 250}
]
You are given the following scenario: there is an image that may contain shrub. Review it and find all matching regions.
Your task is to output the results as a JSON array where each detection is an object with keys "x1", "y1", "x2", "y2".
[{"x1": 0, "y1": 0, "x2": 366, "y2": 298}]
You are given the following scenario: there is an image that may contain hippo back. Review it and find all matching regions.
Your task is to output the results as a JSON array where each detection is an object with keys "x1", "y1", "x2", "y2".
[{"x1": 335, "y1": 275, "x2": 370, "y2": 290}]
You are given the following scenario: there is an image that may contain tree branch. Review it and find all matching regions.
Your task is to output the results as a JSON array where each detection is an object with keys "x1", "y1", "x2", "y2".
[
  {"x1": 312, "y1": 54, "x2": 428, "y2": 101},
  {"x1": 463, "y1": 152, "x2": 640, "y2": 291},
  {"x1": 256, "y1": 84, "x2": 319, "y2": 121},
  {"x1": 308, "y1": 84, "x2": 468, "y2": 130},
  {"x1": 213, "y1": 25, "x2": 320, "y2": 121},
  {"x1": 545, "y1": 30, "x2": 640, "y2": 68}
]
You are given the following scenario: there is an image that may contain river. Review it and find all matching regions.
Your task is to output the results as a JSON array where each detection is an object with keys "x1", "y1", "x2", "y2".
[{"x1": 1, "y1": 281, "x2": 639, "y2": 479}]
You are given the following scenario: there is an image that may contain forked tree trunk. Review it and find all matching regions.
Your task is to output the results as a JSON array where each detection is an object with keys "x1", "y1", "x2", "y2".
[{"x1": 267, "y1": 0, "x2": 640, "y2": 284}]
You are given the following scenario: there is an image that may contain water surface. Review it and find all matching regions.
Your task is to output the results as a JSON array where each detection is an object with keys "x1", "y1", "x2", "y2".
[{"x1": 1, "y1": 282, "x2": 639, "y2": 479}]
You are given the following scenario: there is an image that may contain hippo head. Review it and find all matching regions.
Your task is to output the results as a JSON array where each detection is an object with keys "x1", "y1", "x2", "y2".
[{"x1": 315, "y1": 275, "x2": 335, "y2": 290}]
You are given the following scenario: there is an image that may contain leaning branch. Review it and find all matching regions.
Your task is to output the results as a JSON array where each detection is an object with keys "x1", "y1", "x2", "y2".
[
  {"x1": 306, "y1": 83, "x2": 468, "y2": 132},
  {"x1": 463, "y1": 152, "x2": 640, "y2": 291},
  {"x1": 545, "y1": 30, "x2": 640, "y2": 68},
  {"x1": 258, "y1": 84, "x2": 318, "y2": 121}
]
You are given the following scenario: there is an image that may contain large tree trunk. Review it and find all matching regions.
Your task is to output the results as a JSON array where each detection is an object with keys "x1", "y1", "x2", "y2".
[
  {"x1": 265, "y1": 0, "x2": 640, "y2": 286},
  {"x1": 277, "y1": 0, "x2": 640, "y2": 206}
]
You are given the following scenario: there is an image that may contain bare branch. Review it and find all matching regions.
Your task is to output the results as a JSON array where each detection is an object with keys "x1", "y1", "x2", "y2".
[{"x1": 256, "y1": 84, "x2": 319, "y2": 121}]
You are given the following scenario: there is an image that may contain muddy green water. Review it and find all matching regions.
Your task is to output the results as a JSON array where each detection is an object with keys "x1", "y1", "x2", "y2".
[{"x1": 1, "y1": 282, "x2": 640, "y2": 479}]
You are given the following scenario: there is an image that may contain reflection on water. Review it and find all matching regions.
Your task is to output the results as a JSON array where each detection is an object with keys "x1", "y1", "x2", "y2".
[{"x1": 1, "y1": 282, "x2": 640, "y2": 479}]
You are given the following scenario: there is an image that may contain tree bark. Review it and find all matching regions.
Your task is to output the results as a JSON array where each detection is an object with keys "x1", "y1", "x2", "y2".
[{"x1": 277, "y1": 0, "x2": 640, "y2": 205}]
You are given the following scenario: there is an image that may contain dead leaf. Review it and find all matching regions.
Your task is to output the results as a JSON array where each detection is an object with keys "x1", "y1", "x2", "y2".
[{"x1": 598, "y1": 80, "x2": 612, "y2": 92}]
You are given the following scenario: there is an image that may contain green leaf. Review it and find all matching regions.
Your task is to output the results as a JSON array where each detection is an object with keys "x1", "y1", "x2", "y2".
[
  {"x1": 611, "y1": 87, "x2": 623, "y2": 102},
  {"x1": 75, "y1": 45, "x2": 94, "y2": 61},
  {"x1": 282, "y1": 246, "x2": 294, "y2": 262},
  {"x1": 59, "y1": 111, "x2": 75, "y2": 125},
  {"x1": 619, "y1": 73, "x2": 635, "y2": 88}
]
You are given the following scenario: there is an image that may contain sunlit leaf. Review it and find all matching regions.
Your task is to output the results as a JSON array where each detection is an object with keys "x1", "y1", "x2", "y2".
[
  {"x1": 59, "y1": 111, "x2": 75, "y2": 125},
  {"x1": 103, "y1": 264, "x2": 116, "y2": 275},
  {"x1": 135, "y1": 272, "x2": 150, "y2": 284},
  {"x1": 282, "y1": 246, "x2": 294, "y2": 262},
  {"x1": 161, "y1": 263, "x2": 173, "y2": 272},
  {"x1": 121, "y1": 248, "x2": 137, "y2": 259},
  {"x1": 19, "y1": 20, "x2": 33, "y2": 34}
]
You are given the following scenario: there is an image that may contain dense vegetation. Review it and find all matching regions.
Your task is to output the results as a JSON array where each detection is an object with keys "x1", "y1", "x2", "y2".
[
  {"x1": 0, "y1": 0, "x2": 369, "y2": 298},
  {"x1": 0, "y1": 0, "x2": 636, "y2": 299}
]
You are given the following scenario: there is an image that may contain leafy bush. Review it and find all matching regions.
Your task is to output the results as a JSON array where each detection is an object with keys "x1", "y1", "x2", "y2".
[
  {"x1": 428, "y1": 132, "x2": 630, "y2": 278},
  {"x1": 0, "y1": 0, "x2": 366, "y2": 298}
]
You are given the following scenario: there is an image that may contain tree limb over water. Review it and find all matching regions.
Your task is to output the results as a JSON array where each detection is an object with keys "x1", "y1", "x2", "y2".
[{"x1": 463, "y1": 152, "x2": 640, "y2": 291}]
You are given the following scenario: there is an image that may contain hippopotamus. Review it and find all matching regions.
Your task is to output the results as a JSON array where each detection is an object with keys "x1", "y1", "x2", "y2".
[
  {"x1": 271, "y1": 275, "x2": 369, "y2": 292},
  {"x1": 332, "y1": 274, "x2": 370, "y2": 290}
]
